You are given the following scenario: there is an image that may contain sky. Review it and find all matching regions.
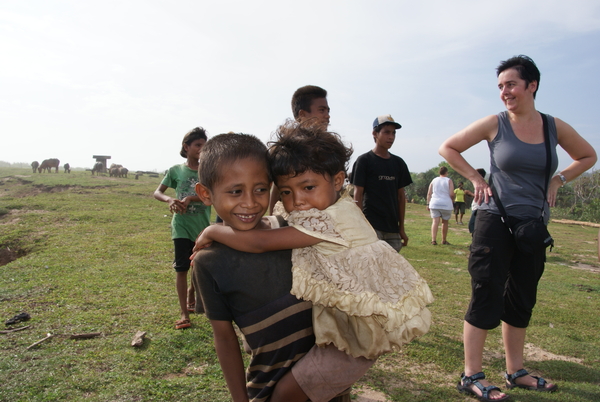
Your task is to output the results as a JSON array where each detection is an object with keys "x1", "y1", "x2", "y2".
[{"x1": 2, "y1": 0, "x2": 600, "y2": 175}]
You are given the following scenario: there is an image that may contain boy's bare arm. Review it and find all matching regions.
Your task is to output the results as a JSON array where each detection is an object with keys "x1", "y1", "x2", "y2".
[
  {"x1": 180, "y1": 195, "x2": 202, "y2": 211},
  {"x1": 353, "y1": 185, "x2": 365, "y2": 212},
  {"x1": 153, "y1": 183, "x2": 186, "y2": 213},
  {"x1": 198, "y1": 225, "x2": 320, "y2": 253},
  {"x1": 211, "y1": 320, "x2": 249, "y2": 402}
]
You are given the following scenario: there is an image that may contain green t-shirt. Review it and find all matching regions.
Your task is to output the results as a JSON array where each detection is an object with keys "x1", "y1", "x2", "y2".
[{"x1": 161, "y1": 164, "x2": 211, "y2": 241}]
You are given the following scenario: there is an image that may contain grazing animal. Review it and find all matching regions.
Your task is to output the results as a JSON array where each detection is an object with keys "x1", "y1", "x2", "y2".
[
  {"x1": 31, "y1": 161, "x2": 39, "y2": 173},
  {"x1": 64, "y1": 163, "x2": 71, "y2": 173},
  {"x1": 118, "y1": 167, "x2": 128, "y2": 178},
  {"x1": 110, "y1": 167, "x2": 119, "y2": 177},
  {"x1": 91, "y1": 162, "x2": 103, "y2": 175},
  {"x1": 38, "y1": 158, "x2": 60, "y2": 173}
]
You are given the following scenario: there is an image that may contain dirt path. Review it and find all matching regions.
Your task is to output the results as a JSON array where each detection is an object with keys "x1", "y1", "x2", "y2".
[{"x1": 552, "y1": 219, "x2": 600, "y2": 228}]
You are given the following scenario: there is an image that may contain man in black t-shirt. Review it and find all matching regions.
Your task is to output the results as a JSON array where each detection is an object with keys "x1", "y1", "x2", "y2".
[{"x1": 352, "y1": 115, "x2": 412, "y2": 252}]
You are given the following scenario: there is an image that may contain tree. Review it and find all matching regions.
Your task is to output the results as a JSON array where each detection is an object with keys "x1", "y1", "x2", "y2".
[{"x1": 554, "y1": 169, "x2": 600, "y2": 222}]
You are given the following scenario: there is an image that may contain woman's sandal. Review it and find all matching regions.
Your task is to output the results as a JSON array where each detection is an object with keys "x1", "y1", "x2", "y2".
[
  {"x1": 504, "y1": 369, "x2": 557, "y2": 392},
  {"x1": 187, "y1": 303, "x2": 196, "y2": 313},
  {"x1": 175, "y1": 319, "x2": 191, "y2": 330},
  {"x1": 457, "y1": 372, "x2": 510, "y2": 401},
  {"x1": 431, "y1": 241, "x2": 438, "y2": 245}
]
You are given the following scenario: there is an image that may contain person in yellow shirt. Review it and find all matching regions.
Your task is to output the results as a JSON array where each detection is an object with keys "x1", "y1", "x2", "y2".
[
  {"x1": 454, "y1": 182, "x2": 475, "y2": 225},
  {"x1": 454, "y1": 182, "x2": 466, "y2": 224}
]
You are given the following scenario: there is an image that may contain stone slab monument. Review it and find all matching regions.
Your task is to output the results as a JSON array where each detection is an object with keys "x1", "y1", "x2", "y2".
[{"x1": 92, "y1": 155, "x2": 111, "y2": 173}]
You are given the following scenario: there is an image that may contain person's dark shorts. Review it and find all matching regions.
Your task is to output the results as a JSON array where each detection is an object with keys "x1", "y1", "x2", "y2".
[
  {"x1": 454, "y1": 202, "x2": 466, "y2": 214},
  {"x1": 465, "y1": 210, "x2": 546, "y2": 330},
  {"x1": 173, "y1": 238, "x2": 195, "y2": 272},
  {"x1": 374, "y1": 230, "x2": 402, "y2": 252}
]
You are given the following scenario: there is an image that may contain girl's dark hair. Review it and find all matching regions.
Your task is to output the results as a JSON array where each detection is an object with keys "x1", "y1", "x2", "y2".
[
  {"x1": 180, "y1": 127, "x2": 208, "y2": 158},
  {"x1": 496, "y1": 55, "x2": 541, "y2": 99},
  {"x1": 198, "y1": 133, "x2": 269, "y2": 191},
  {"x1": 268, "y1": 119, "x2": 353, "y2": 184},
  {"x1": 439, "y1": 166, "x2": 448, "y2": 175}
]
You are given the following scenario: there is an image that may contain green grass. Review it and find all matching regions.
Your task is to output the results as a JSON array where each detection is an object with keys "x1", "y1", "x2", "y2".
[{"x1": 1, "y1": 167, "x2": 599, "y2": 401}]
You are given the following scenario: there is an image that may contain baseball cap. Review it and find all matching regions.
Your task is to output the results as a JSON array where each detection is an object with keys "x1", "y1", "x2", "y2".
[{"x1": 373, "y1": 114, "x2": 402, "y2": 130}]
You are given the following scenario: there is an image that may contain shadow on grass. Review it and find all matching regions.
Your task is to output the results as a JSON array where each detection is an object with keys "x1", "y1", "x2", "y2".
[
  {"x1": 494, "y1": 360, "x2": 600, "y2": 402},
  {"x1": 530, "y1": 359, "x2": 600, "y2": 384}
]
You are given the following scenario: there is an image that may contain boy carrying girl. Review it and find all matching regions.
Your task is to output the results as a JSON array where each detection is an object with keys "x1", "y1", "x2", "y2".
[{"x1": 193, "y1": 133, "x2": 367, "y2": 402}]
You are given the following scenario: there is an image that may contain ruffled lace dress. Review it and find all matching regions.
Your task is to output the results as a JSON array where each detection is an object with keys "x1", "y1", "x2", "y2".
[{"x1": 287, "y1": 195, "x2": 434, "y2": 359}]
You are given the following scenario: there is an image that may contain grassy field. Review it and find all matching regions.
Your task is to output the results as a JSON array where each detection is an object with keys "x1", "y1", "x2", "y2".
[{"x1": 1, "y1": 167, "x2": 599, "y2": 401}]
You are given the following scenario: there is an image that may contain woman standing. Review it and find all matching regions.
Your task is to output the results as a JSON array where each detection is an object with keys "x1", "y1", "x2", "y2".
[
  {"x1": 426, "y1": 166, "x2": 454, "y2": 245},
  {"x1": 439, "y1": 55, "x2": 596, "y2": 401}
]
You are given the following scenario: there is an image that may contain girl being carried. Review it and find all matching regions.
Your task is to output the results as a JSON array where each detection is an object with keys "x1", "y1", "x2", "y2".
[{"x1": 196, "y1": 120, "x2": 433, "y2": 360}]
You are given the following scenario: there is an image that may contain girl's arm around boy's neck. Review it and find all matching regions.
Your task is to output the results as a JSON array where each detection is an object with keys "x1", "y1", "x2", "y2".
[{"x1": 198, "y1": 224, "x2": 320, "y2": 253}]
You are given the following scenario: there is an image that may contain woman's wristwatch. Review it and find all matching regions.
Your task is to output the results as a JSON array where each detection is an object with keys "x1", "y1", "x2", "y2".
[{"x1": 557, "y1": 173, "x2": 567, "y2": 187}]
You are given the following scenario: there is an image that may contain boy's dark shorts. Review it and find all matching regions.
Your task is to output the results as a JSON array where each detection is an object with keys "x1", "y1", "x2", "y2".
[
  {"x1": 173, "y1": 238, "x2": 195, "y2": 272},
  {"x1": 465, "y1": 210, "x2": 546, "y2": 330}
]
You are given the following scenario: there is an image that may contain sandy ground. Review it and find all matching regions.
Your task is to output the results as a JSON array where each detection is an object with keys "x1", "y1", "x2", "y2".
[{"x1": 353, "y1": 386, "x2": 389, "y2": 401}]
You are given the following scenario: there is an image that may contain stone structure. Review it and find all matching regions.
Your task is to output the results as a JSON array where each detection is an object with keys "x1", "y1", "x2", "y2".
[{"x1": 92, "y1": 155, "x2": 111, "y2": 173}]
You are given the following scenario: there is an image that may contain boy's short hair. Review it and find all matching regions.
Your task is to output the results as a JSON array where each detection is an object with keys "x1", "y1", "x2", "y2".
[
  {"x1": 291, "y1": 85, "x2": 327, "y2": 120},
  {"x1": 180, "y1": 127, "x2": 208, "y2": 158},
  {"x1": 198, "y1": 133, "x2": 269, "y2": 191},
  {"x1": 496, "y1": 55, "x2": 540, "y2": 98},
  {"x1": 268, "y1": 119, "x2": 352, "y2": 184}
]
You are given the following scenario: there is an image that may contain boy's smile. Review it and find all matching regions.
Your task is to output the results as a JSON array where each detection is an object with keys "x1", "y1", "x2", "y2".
[{"x1": 196, "y1": 157, "x2": 271, "y2": 231}]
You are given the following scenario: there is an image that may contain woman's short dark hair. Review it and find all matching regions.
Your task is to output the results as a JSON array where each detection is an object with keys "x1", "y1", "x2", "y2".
[
  {"x1": 496, "y1": 55, "x2": 541, "y2": 99},
  {"x1": 198, "y1": 133, "x2": 269, "y2": 191},
  {"x1": 268, "y1": 119, "x2": 352, "y2": 185},
  {"x1": 180, "y1": 127, "x2": 208, "y2": 158},
  {"x1": 291, "y1": 85, "x2": 327, "y2": 120},
  {"x1": 439, "y1": 166, "x2": 448, "y2": 175}
]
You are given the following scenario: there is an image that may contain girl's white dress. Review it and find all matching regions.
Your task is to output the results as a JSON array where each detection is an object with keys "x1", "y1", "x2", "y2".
[{"x1": 287, "y1": 195, "x2": 434, "y2": 359}]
